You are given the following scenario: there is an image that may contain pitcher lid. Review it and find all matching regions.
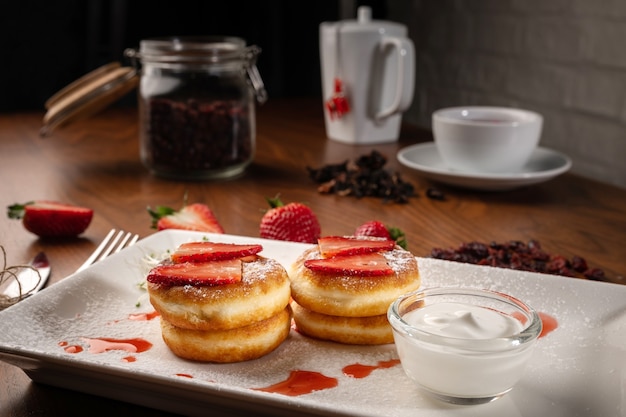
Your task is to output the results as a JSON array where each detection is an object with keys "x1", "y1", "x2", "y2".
[{"x1": 327, "y1": 6, "x2": 406, "y2": 33}]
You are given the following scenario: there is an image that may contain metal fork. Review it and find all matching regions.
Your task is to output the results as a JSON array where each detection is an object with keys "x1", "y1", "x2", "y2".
[{"x1": 76, "y1": 229, "x2": 139, "y2": 272}]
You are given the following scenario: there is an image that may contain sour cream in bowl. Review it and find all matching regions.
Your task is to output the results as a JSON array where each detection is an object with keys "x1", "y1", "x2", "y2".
[{"x1": 388, "y1": 287, "x2": 542, "y2": 405}]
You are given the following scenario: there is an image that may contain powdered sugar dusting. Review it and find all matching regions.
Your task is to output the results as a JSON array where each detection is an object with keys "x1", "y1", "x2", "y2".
[
  {"x1": 382, "y1": 248, "x2": 418, "y2": 274},
  {"x1": 243, "y1": 257, "x2": 286, "y2": 284}
]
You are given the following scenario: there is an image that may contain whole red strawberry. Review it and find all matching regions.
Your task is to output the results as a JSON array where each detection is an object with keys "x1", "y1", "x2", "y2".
[
  {"x1": 259, "y1": 197, "x2": 321, "y2": 244},
  {"x1": 8, "y1": 200, "x2": 93, "y2": 238},
  {"x1": 148, "y1": 203, "x2": 224, "y2": 233},
  {"x1": 355, "y1": 220, "x2": 407, "y2": 249}
]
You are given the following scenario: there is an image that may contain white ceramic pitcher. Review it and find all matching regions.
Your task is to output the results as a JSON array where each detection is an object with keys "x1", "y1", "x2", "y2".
[{"x1": 320, "y1": 6, "x2": 415, "y2": 144}]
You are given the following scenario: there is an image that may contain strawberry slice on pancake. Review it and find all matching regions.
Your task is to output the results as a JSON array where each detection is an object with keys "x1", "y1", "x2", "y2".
[
  {"x1": 171, "y1": 242, "x2": 263, "y2": 263},
  {"x1": 147, "y1": 259, "x2": 243, "y2": 286},
  {"x1": 304, "y1": 253, "x2": 393, "y2": 276},
  {"x1": 317, "y1": 236, "x2": 395, "y2": 258}
]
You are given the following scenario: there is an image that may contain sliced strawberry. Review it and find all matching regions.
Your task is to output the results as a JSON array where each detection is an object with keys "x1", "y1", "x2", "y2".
[
  {"x1": 318, "y1": 236, "x2": 395, "y2": 258},
  {"x1": 171, "y1": 242, "x2": 263, "y2": 263},
  {"x1": 304, "y1": 253, "x2": 393, "y2": 276},
  {"x1": 7, "y1": 200, "x2": 93, "y2": 238},
  {"x1": 148, "y1": 203, "x2": 224, "y2": 233},
  {"x1": 147, "y1": 259, "x2": 242, "y2": 286}
]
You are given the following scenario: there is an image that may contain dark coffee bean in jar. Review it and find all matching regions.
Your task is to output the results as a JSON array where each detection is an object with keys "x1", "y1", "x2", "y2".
[
  {"x1": 127, "y1": 36, "x2": 267, "y2": 180},
  {"x1": 145, "y1": 97, "x2": 252, "y2": 176}
]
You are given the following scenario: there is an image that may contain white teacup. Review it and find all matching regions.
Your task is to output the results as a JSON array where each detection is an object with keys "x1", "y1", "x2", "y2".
[{"x1": 432, "y1": 107, "x2": 543, "y2": 174}]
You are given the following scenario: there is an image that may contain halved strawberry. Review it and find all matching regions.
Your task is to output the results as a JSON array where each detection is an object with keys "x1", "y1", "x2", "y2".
[
  {"x1": 304, "y1": 253, "x2": 393, "y2": 276},
  {"x1": 148, "y1": 203, "x2": 224, "y2": 233},
  {"x1": 147, "y1": 259, "x2": 242, "y2": 286},
  {"x1": 171, "y1": 242, "x2": 263, "y2": 263},
  {"x1": 7, "y1": 200, "x2": 93, "y2": 238},
  {"x1": 317, "y1": 236, "x2": 395, "y2": 258}
]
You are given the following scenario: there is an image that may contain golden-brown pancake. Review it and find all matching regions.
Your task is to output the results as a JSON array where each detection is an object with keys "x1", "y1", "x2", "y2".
[
  {"x1": 291, "y1": 301, "x2": 393, "y2": 345},
  {"x1": 149, "y1": 256, "x2": 291, "y2": 330},
  {"x1": 290, "y1": 245, "x2": 420, "y2": 317},
  {"x1": 161, "y1": 306, "x2": 292, "y2": 363},
  {"x1": 146, "y1": 244, "x2": 293, "y2": 363}
]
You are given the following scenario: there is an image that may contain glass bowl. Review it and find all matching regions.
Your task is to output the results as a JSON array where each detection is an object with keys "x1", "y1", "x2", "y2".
[{"x1": 387, "y1": 287, "x2": 542, "y2": 405}]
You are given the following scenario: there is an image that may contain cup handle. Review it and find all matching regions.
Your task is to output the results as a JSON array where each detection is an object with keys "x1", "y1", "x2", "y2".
[{"x1": 375, "y1": 37, "x2": 415, "y2": 120}]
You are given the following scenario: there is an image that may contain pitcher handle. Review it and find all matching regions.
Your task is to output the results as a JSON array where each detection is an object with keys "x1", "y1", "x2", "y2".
[{"x1": 375, "y1": 36, "x2": 415, "y2": 120}]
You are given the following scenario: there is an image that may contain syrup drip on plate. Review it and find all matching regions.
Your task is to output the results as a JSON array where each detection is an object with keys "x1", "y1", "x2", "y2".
[
  {"x1": 128, "y1": 310, "x2": 160, "y2": 321},
  {"x1": 81, "y1": 337, "x2": 153, "y2": 354},
  {"x1": 343, "y1": 359, "x2": 400, "y2": 378},
  {"x1": 59, "y1": 337, "x2": 153, "y2": 357},
  {"x1": 538, "y1": 312, "x2": 558, "y2": 338},
  {"x1": 512, "y1": 311, "x2": 559, "y2": 339},
  {"x1": 107, "y1": 310, "x2": 160, "y2": 325},
  {"x1": 253, "y1": 370, "x2": 338, "y2": 396},
  {"x1": 59, "y1": 341, "x2": 83, "y2": 354}
]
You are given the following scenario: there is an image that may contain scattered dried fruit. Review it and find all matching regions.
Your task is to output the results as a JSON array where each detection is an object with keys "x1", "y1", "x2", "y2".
[
  {"x1": 307, "y1": 150, "x2": 415, "y2": 203},
  {"x1": 426, "y1": 187, "x2": 445, "y2": 201},
  {"x1": 430, "y1": 240, "x2": 607, "y2": 280},
  {"x1": 7, "y1": 200, "x2": 93, "y2": 238}
]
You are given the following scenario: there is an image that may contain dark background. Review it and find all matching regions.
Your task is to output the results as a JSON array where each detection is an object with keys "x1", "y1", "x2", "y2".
[{"x1": 1, "y1": 0, "x2": 388, "y2": 112}]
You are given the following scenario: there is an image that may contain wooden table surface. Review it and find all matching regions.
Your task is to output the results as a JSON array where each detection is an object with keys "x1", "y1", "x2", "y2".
[{"x1": 0, "y1": 98, "x2": 624, "y2": 416}]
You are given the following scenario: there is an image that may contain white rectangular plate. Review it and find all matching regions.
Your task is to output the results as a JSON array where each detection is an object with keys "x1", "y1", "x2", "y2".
[{"x1": 0, "y1": 230, "x2": 624, "y2": 417}]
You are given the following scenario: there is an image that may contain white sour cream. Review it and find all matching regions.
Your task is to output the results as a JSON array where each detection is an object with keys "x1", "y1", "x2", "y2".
[
  {"x1": 392, "y1": 301, "x2": 536, "y2": 400},
  {"x1": 405, "y1": 302, "x2": 524, "y2": 339}
]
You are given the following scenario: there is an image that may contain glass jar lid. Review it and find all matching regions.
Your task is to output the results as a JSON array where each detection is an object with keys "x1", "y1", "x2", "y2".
[
  {"x1": 41, "y1": 62, "x2": 138, "y2": 136},
  {"x1": 136, "y1": 36, "x2": 247, "y2": 64},
  {"x1": 125, "y1": 36, "x2": 267, "y2": 103}
]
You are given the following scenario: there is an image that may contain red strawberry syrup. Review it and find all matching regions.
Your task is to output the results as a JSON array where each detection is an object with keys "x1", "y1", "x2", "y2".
[
  {"x1": 253, "y1": 370, "x2": 338, "y2": 396},
  {"x1": 537, "y1": 312, "x2": 558, "y2": 338},
  {"x1": 342, "y1": 359, "x2": 400, "y2": 378},
  {"x1": 128, "y1": 311, "x2": 160, "y2": 321}
]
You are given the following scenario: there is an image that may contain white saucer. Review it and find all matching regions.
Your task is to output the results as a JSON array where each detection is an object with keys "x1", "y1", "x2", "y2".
[{"x1": 397, "y1": 142, "x2": 572, "y2": 191}]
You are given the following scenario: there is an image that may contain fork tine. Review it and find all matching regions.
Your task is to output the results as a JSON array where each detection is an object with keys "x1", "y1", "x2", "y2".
[
  {"x1": 114, "y1": 232, "x2": 139, "y2": 254},
  {"x1": 76, "y1": 230, "x2": 140, "y2": 273},
  {"x1": 128, "y1": 233, "x2": 140, "y2": 247},
  {"x1": 113, "y1": 232, "x2": 132, "y2": 254},
  {"x1": 97, "y1": 230, "x2": 125, "y2": 262},
  {"x1": 76, "y1": 229, "x2": 116, "y2": 272}
]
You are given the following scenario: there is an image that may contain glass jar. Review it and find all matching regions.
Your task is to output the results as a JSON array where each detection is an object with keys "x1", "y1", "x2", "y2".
[{"x1": 125, "y1": 37, "x2": 267, "y2": 180}]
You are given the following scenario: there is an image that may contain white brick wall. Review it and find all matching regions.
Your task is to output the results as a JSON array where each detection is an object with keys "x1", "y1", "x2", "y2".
[{"x1": 388, "y1": 0, "x2": 626, "y2": 188}]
